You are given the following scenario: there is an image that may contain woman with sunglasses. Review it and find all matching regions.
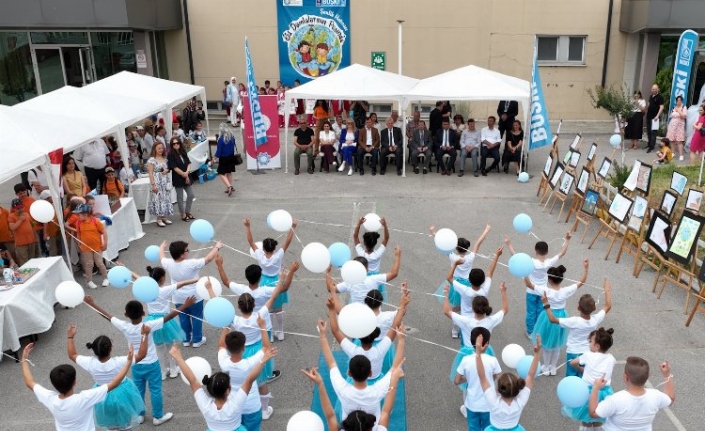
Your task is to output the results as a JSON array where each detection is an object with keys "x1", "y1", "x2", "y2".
[{"x1": 167, "y1": 138, "x2": 196, "y2": 222}]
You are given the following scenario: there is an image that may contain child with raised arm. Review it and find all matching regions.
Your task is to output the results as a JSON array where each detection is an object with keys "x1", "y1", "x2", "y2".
[
  {"x1": 359, "y1": 285, "x2": 408, "y2": 375},
  {"x1": 83, "y1": 294, "x2": 196, "y2": 426},
  {"x1": 21, "y1": 342, "x2": 134, "y2": 431},
  {"x1": 327, "y1": 246, "x2": 401, "y2": 304},
  {"x1": 505, "y1": 231, "x2": 572, "y2": 339},
  {"x1": 67, "y1": 324, "x2": 148, "y2": 429},
  {"x1": 446, "y1": 245, "x2": 502, "y2": 317},
  {"x1": 542, "y1": 278, "x2": 612, "y2": 377},
  {"x1": 432, "y1": 224, "x2": 491, "y2": 338},
  {"x1": 589, "y1": 357, "x2": 675, "y2": 431},
  {"x1": 475, "y1": 334, "x2": 541, "y2": 431},
  {"x1": 243, "y1": 217, "x2": 297, "y2": 340}
]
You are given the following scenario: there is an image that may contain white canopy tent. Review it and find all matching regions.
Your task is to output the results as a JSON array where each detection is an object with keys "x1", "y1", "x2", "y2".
[{"x1": 283, "y1": 64, "x2": 419, "y2": 174}]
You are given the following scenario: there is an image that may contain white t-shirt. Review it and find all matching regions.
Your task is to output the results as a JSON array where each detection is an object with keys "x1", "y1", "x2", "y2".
[
  {"x1": 336, "y1": 274, "x2": 388, "y2": 304},
  {"x1": 75, "y1": 355, "x2": 127, "y2": 385},
  {"x1": 452, "y1": 277, "x2": 492, "y2": 316},
  {"x1": 579, "y1": 351, "x2": 616, "y2": 385},
  {"x1": 217, "y1": 348, "x2": 262, "y2": 414},
  {"x1": 28, "y1": 168, "x2": 49, "y2": 200},
  {"x1": 147, "y1": 284, "x2": 178, "y2": 315},
  {"x1": 194, "y1": 387, "x2": 247, "y2": 431},
  {"x1": 110, "y1": 317, "x2": 164, "y2": 364},
  {"x1": 596, "y1": 389, "x2": 672, "y2": 431},
  {"x1": 480, "y1": 126, "x2": 501, "y2": 145},
  {"x1": 228, "y1": 283, "x2": 275, "y2": 329},
  {"x1": 484, "y1": 387, "x2": 530, "y2": 429},
  {"x1": 161, "y1": 257, "x2": 206, "y2": 304},
  {"x1": 457, "y1": 353, "x2": 501, "y2": 412},
  {"x1": 232, "y1": 305, "x2": 271, "y2": 342},
  {"x1": 33, "y1": 384, "x2": 108, "y2": 431},
  {"x1": 451, "y1": 311, "x2": 505, "y2": 347},
  {"x1": 450, "y1": 252, "x2": 475, "y2": 279},
  {"x1": 527, "y1": 255, "x2": 560, "y2": 294},
  {"x1": 340, "y1": 337, "x2": 393, "y2": 380},
  {"x1": 355, "y1": 244, "x2": 387, "y2": 273},
  {"x1": 375, "y1": 311, "x2": 397, "y2": 342},
  {"x1": 330, "y1": 367, "x2": 391, "y2": 422},
  {"x1": 559, "y1": 310, "x2": 606, "y2": 354},
  {"x1": 533, "y1": 283, "x2": 578, "y2": 309},
  {"x1": 254, "y1": 248, "x2": 284, "y2": 277}
]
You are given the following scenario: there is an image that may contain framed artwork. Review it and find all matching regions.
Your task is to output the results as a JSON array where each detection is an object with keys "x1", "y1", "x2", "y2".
[
  {"x1": 576, "y1": 167, "x2": 590, "y2": 196},
  {"x1": 670, "y1": 171, "x2": 687, "y2": 195},
  {"x1": 569, "y1": 150, "x2": 581, "y2": 168},
  {"x1": 563, "y1": 150, "x2": 572, "y2": 165},
  {"x1": 587, "y1": 143, "x2": 598, "y2": 161},
  {"x1": 570, "y1": 134, "x2": 581, "y2": 150},
  {"x1": 627, "y1": 196, "x2": 648, "y2": 231},
  {"x1": 636, "y1": 162, "x2": 652, "y2": 195},
  {"x1": 699, "y1": 257, "x2": 705, "y2": 283},
  {"x1": 559, "y1": 172, "x2": 575, "y2": 195},
  {"x1": 645, "y1": 210, "x2": 672, "y2": 256},
  {"x1": 597, "y1": 157, "x2": 612, "y2": 179},
  {"x1": 550, "y1": 163, "x2": 565, "y2": 189},
  {"x1": 660, "y1": 190, "x2": 678, "y2": 217},
  {"x1": 685, "y1": 188, "x2": 703, "y2": 212},
  {"x1": 581, "y1": 189, "x2": 600, "y2": 216},
  {"x1": 608, "y1": 193, "x2": 633, "y2": 224},
  {"x1": 624, "y1": 160, "x2": 640, "y2": 191},
  {"x1": 542, "y1": 154, "x2": 554, "y2": 179},
  {"x1": 667, "y1": 212, "x2": 705, "y2": 265}
]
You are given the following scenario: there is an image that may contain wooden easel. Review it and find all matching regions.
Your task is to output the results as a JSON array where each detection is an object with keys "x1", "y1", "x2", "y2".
[
  {"x1": 565, "y1": 190, "x2": 585, "y2": 223},
  {"x1": 685, "y1": 281, "x2": 705, "y2": 326},
  {"x1": 563, "y1": 134, "x2": 583, "y2": 177}
]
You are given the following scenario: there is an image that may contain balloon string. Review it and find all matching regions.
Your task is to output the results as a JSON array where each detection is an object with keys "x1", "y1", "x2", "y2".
[
  {"x1": 2, "y1": 352, "x2": 34, "y2": 365},
  {"x1": 83, "y1": 301, "x2": 110, "y2": 320},
  {"x1": 297, "y1": 219, "x2": 432, "y2": 237},
  {"x1": 391, "y1": 328, "x2": 461, "y2": 354},
  {"x1": 218, "y1": 243, "x2": 256, "y2": 260},
  {"x1": 530, "y1": 231, "x2": 540, "y2": 240},
  {"x1": 538, "y1": 359, "x2": 571, "y2": 377},
  {"x1": 58, "y1": 221, "x2": 118, "y2": 268},
  {"x1": 175, "y1": 309, "x2": 319, "y2": 339},
  {"x1": 328, "y1": 275, "x2": 400, "y2": 310}
]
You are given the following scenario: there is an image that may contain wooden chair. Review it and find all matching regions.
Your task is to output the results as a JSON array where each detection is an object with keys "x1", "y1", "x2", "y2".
[
  {"x1": 685, "y1": 281, "x2": 705, "y2": 326},
  {"x1": 656, "y1": 257, "x2": 697, "y2": 314}
]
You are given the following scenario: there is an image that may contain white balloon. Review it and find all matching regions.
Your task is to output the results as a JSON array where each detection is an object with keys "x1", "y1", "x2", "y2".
[
  {"x1": 180, "y1": 356, "x2": 212, "y2": 385},
  {"x1": 269, "y1": 210, "x2": 293, "y2": 232},
  {"x1": 55, "y1": 280, "x2": 84, "y2": 308},
  {"x1": 30, "y1": 199, "x2": 55, "y2": 223},
  {"x1": 341, "y1": 260, "x2": 367, "y2": 285},
  {"x1": 434, "y1": 228, "x2": 458, "y2": 253},
  {"x1": 362, "y1": 213, "x2": 382, "y2": 232},
  {"x1": 338, "y1": 303, "x2": 377, "y2": 339},
  {"x1": 287, "y1": 410, "x2": 324, "y2": 431},
  {"x1": 249, "y1": 241, "x2": 263, "y2": 258},
  {"x1": 301, "y1": 242, "x2": 330, "y2": 273},
  {"x1": 501, "y1": 343, "x2": 526, "y2": 368},
  {"x1": 196, "y1": 276, "x2": 223, "y2": 301}
]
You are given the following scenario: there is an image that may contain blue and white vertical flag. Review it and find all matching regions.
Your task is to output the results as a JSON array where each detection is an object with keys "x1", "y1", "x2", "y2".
[
  {"x1": 529, "y1": 47, "x2": 552, "y2": 150},
  {"x1": 245, "y1": 37, "x2": 268, "y2": 146},
  {"x1": 669, "y1": 29, "x2": 699, "y2": 110}
]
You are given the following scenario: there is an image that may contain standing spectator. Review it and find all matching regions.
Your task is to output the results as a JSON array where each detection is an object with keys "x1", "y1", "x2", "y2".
[
  {"x1": 101, "y1": 167, "x2": 125, "y2": 199},
  {"x1": 215, "y1": 124, "x2": 237, "y2": 197},
  {"x1": 238, "y1": 83, "x2": 248, "y2": 126},
  {"x1": 305, "y1": 99, "x2": 315, "y2": 126},
  {"x1": 39, "y1": 190, "x2": 61, "y2": 257},
  {"x1": 625, "y1": 91, "x2": 646, "y2": 150},
  {"x1": 646, "y1": 84, "x2": 665, "y2": 153},
  {"x1": 451, "y1": 114, "x2": 466, "y2": 139},
  {"x1": 27, "y1": 166, "x2": 49, "y2": 200},
  {"x1": 429, "y1": 101, "x2": 445, "y2": 138},
  {"x1": 666, "y1": 95, "x2": 688, "y2": 161},
  {"x1": 351, "y1": 100, "x2": 369, "y2": 130},
  {"x1": 172, "y1": 119, "x2": 187, "y2": 143},
  {"x1": 62, "y1": 157, "x2": 87, "y2": 197},
  {"x1": 182, "y1": 98, "x2": 205, "y2": 134},
  {"x1": 406, "y1": 110, "x2": 422, "y2": 142},
  {"x1": 313, "y1": 100, "x2": 330, "y2": 154},
  {"x1": 147, "y1": 142, "x2": 174, "y2": 228},
  {"x1": 331, "y1": 115, "x2": 346, "y2": 139},
  {"x1": 167, "y1": 138, "x2": 195, "y2": 222},
  {"x1": 135, "y1": 126, "x2": 154, "y2": 166},
  {"x1": 497, "y1": 100, "x2": 519, "y2": 138},
  {"x1": 74, "y1": 138, "x2": 110, "y2": 191},
  {"x1": 74, "y1": 203, "x2": 108, "y2": 289},
  {"x1": 689, "y1": 105, "x2": 705, "y2": 165},
  {"x1": 128, "y1": 143, "x2": 142, "y2": 177},
  {"x1": 117, "y1": 161, "x2": 135, "y2": 194},
  {"x1": 293, "y1": 120, "x2": 315, "y2": 175},
  {"x1": 226, "y1": 77, "x2": 240, "y2": 127},
  {"x1": 0, "y1": 205, "x2": 15, "y2": 258},
  {"x1": 222, "y1": 80, "x2": 231, "y2": 120},
  {"x1": 155, "y1": 126, "x2": 167, "y2": 147},
  {"x1": 8, "y1": 198, "x2": 38, "y2": 266},
  {"x1": 13, "y1": 183, "x2": 44, "y2": 256}
]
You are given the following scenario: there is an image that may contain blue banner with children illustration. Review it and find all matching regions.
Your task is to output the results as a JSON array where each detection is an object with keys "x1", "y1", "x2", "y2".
[{"x1": 276, "y1": 0, "x2": 350, "y2": 86}]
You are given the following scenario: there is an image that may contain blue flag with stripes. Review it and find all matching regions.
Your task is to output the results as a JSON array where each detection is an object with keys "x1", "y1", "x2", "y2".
[
  {"x1": 245, "y1": 38, "x2": 268, "y2": 146},
  {"x1": 529, "y1": 47, "x2": 552, "y2": 150}
]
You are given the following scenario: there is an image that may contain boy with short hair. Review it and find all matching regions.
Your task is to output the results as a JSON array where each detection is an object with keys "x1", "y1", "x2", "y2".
[
  {"x1": 74, "y1": 204, "x2": 108, "y2": 289},
  {"x1": 8, "y1": 198, "x2": 38, "y2": 265}
]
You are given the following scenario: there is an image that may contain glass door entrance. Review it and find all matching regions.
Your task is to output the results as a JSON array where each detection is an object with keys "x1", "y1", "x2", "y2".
[{"x1": 32, "y1": 45, "x2": 96, "y2": 94}]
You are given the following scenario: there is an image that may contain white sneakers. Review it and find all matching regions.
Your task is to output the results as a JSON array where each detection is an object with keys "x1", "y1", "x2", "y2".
[
  {"x1": 338, "y1": 161, "x2": 346, "y2": 172},
  {"x1": 459, "y1": 405, "x2": 467, "y2": 418},
  {"x1": 169, "y1": 366, "x2": 180, "y2": 378},
  {"x1": 153, "y1": 412, "x2": 173, "y2": 426},
  {"x1": 87, "y1": 281, "x2": 98, "y2": 289},
  {"x1": 347, "y1": 167, "x2": 353, "y2": 176},
  {"x1": 182, "y1": 341, "x2": 190, "y2": 347},
  {"x1": 192, "y1": 336, "x2": 207, "y2": 348},
  {"x1": 137, "y1": 416, "x2": 144, "y2": 424},
  {"x1": 451, "y1": 328, "x2": 459, "y2": 339},
  {"x1": 87, "y1": 280, "x2": 109, "y2": 288},
  {"x1": 679, "y1": 155, "x2": 684, "y2": 161},
  {"x1": 262, "y1": 406, "x2": 274, "y2": 420},
  {"x1": 275, "y1": 331, "x2": 285, "y2": 341},
  {"x1": 101, "y1": 278, "x2": 110, "y2": 287}
]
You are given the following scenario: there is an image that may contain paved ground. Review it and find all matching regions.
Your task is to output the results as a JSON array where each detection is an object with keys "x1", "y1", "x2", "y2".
[{"x1": 0, "y1": 129, "x2": 703, "y2": 430}]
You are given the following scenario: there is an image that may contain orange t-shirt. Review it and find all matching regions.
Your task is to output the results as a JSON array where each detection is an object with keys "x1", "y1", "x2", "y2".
[
  {"x1": 45, "y1": 215, "x2": 60, "y2": 238},
  {"x1": 0, "y1": 207, "x2": 13, "y2": 243},
  {"x1": 102, "y1": 178, "x2": 124, "y2": 198},
  {"x1": 76, "y1": 217, "x2": 105, "y2": 253},
  {"x1": 20, "y1": 196, "x2": 42, "y2": 231},
  {"x1": 66, "y1": 213, "x2": 79, "y2": 231},
  {"x1": 8, "y1": 212, "x2": 37, "y2": 246}
]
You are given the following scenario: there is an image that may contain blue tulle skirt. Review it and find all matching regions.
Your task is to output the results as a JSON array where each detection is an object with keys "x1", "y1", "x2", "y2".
[
  {"x1": 485, "y1": 425, "x2": 525, "y2": 431},
  {"x1": 450, "y1": 345, "x2": 495, "y2": 391},
  {"x1": 435, "y1": 277, "x2": 466, "y2": 307},
  {"x1": 145, "y1": 313, "x2": 186, "y2": 345},
  {"x1": 531, "y1": 308, "x2": 568, "y2": 349},
  {"x1": 261, "y1": 274, "x2": 289, "y2": 308},
  {"x1": 93, "y1": 379, "x2": 144, "y2": 429},
  {"x1": 244, "y1": 339, "x2": 274, "y2": 386},
  {"x1": 562, "y1": 384, "x2": 614, "y2": 423},
  {"x1": 352, "y1": 338, "x2": 395, "y2": 378},
  {"x1": 565, "y1": 352, "x2": 583, "y2": 378}
]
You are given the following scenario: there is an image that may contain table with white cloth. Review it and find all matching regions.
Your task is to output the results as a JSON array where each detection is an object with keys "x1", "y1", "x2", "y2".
[
  {"x1": 188, "y1": 139, "x2": 210, "y2": 167},
  {"x1": 128, "y1": 176, "x2": 177, "y2": 212},
  {"x1": 0, "y1": 257, "x2": 74, "y2": 358}
]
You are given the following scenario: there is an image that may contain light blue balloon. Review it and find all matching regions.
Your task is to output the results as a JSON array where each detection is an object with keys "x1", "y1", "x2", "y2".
[
  {"x1": 557, "y1": 376, "x2": 590, "y2": 408},
  {"x1": 516, "y1": 355, "x2": 540, "y2": 378},
  {"x1": 508, "y1": 253, "x2": 534, "y2": 277},
  {"x1": 513, "y1": 213, "x2": 533, "y2": 233},
  {"x1": 204, "y1": 297, "x2": 235, "y2": 328},
  {"x1": 132, "y1": 276, "x2": 159, "y2": 302},
  {"x1": 328, "y1": 242, "x2": 351, "y2": 268},
  {"x1": 518, "y1": 172, "x2": 529, "y2": 183},
  {"x1": 609, "y1": 134, "x2": 622, "y2": 148},
  {"x1": 267, "y1": 213, "x2": 273, "y2": 229},
  {"x1": 107, "y1": 266, "x2": 132, "y2": 289},
  {"x1": 190, "y1": 219, "x2": 215, "y2": 243},
  {"x1": 144, "y1": 245, "x2": 160, "y2": 263}
]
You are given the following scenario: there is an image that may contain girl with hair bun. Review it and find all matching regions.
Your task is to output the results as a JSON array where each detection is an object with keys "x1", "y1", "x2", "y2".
[
  {"x1": 524, "y1": 260, "x2": 589, "y2": 376},
  {"x1": 354, "y1": 216, "x2": 390, "y2": 298},
  {"x1": 66, "y1": 324, "x2": 148, "y2": 430}
]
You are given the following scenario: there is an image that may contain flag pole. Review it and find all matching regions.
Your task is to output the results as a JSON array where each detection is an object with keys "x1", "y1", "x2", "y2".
[{"x1": 245, "y1": 37, "x2": 266, "y2": 175}]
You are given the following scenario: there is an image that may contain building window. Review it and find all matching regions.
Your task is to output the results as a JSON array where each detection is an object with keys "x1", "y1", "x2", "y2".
[
  {"x1": 537, "y1": 36, "x2": 586, "y2": 65},
  {"x1": 0, "y1": 32, "x2": 37, "y2": 105}
]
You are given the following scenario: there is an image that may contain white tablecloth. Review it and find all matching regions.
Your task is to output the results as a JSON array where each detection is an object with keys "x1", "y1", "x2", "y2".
[
  {"x1": 188, "y1": 140, "x2": 210, "y2": 167},
  {"x1": 128, "y1": 176, "x2": 177, "y2": 212},
  {"x1": 0, "y1": 257, "x2": 74, "y2": 355}
]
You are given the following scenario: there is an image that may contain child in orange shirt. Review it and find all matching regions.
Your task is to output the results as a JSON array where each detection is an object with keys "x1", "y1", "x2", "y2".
[
  {"x1": 0, "y1": 205, "x2": 14, "y2": 256},
  {"x1": 8, "y1": 198, "x2": 38, "y2": 266},
  {"x1": 74, "y1": 204, "x2": 109, "y2": 289},
  {"x1": 39, "y1": 191, "x2": 62, "y2": 257},
  {"x1": 101, "y1": 167, "x2": 125, "y2": 199}
]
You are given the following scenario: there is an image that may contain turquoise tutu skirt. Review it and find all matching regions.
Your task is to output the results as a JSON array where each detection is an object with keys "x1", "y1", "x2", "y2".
[
  {"x1": 485, "y1": 425, "x2": 525, "y2": 431},
  {"x1": 562, "y1": 384, "x2": 613, "y2": 423},
  {"x1": 244, "y1": 338, "x2": 274, "y2": 386},
  {"x1": 93, "y1": 378, "x2": 144, "y2": 429},
  {"x1": 450, "y1": 344, "x2": 495, "y2": 391},
  {"x1": 531, "y1": 308, "x2": 568, "y2": 349},
  {"x1": 261, "y1": 274, "x2": 289, "y2": 308},
  {"x1": 146, "y1": 313, "x2": 186, "y2": 345},
  {"x1": 352, "y1": 338, "x2": 395, "y2": 377},
  {"x1": 435, "y1": 277, "x2": 466, "y2": 307}
]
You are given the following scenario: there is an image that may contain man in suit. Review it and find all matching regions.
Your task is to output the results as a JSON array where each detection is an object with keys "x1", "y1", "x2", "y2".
[
  {"x1": 380, "y1": 117, "x2": 404, "y2": 176},
  {"x1": 357, "y1": 116, "x2": 381, "y2": 176},
  {"x1": 410, "y1": 121, "x2": 432, "y2": 174},
  {"x1": 429, "y1": 101, "x2": 445, "y2": 138},
  {"x1": 435, "y1": 118, "x2": 459, "y2": 175},
  {"x1": 497, "y1": 100, "x2": 519, "y2": 138}
]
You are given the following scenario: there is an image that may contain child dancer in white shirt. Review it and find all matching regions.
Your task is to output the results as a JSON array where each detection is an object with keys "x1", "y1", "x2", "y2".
[{"x1": 354, "y1": 216, "x2": 390, "y2": 276}]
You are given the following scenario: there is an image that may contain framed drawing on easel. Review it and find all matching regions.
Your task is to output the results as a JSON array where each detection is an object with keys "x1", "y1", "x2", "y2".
[
  {"x1": 608, "y1": 193, "x2": 634, "y2": 224},
  {"x1": 570, "y1": 133, "x2": 582, "y2": 150},
  {"x1": 645, "y1": 211, "x2": 672, "y2": 256},
  {"x1": 569, "y1": 151, "x2": 581, "y2": 169},
  {"x1": 670, "y1": 171, "x2": 687, "y2": 195},
  {"x1": 660, "y1": 190, "x2": 678, "y2": 217},
  {"x1": 587, "y1": 143, "x2": 598, "y2": 162},
  {"x1": 667, "y1": 212, "x2": 705, "y2": 265},
  {"x1": 635, "y1": 162, "x2": 652, "y2": 195},
  {"x1": 550, "y1": 163, "x2": 565, "y2": 189},
  {"x1": 581, "y1": 189, "x2": 600, "y2": 216},
  {"x1": 543, "y1": 154, "x2": 554, "y2": 179},
  {"x1": 597, "y1": 157, "x2": 612, "y2": 179},
  {"x1": 576, "y1": 167, "x2": 590, "y2": 196},
  {"x1": 685, "y1": 188, "x2": 703, "y2": 213}
]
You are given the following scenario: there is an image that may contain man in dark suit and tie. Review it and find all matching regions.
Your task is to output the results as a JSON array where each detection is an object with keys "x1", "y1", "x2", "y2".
[
  {"x1": 410, "y1": 121, "x2": 432, "y2": 174},
  {"x1": 435, "y1": 119, "x2": 458, "y2": 175},
  {"x1": 356, "y1": 116, "x2": 381, "y2": 175},
  {"x1": 380, "y1": 117, "x2": 404, "y2": 175},
  {"x1": 497, "y1": 100, "x2": 519, "y2": 138}
]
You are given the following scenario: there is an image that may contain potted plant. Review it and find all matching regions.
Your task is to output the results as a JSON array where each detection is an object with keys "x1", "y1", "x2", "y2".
[{"x1": 587, "y1": 85, "x2": 635, "y2": 164}]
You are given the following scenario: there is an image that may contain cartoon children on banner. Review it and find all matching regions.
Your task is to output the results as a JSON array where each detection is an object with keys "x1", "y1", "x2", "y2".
[{"x1": 291, "y1": 24, "x2": 342, "y2": 78}]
